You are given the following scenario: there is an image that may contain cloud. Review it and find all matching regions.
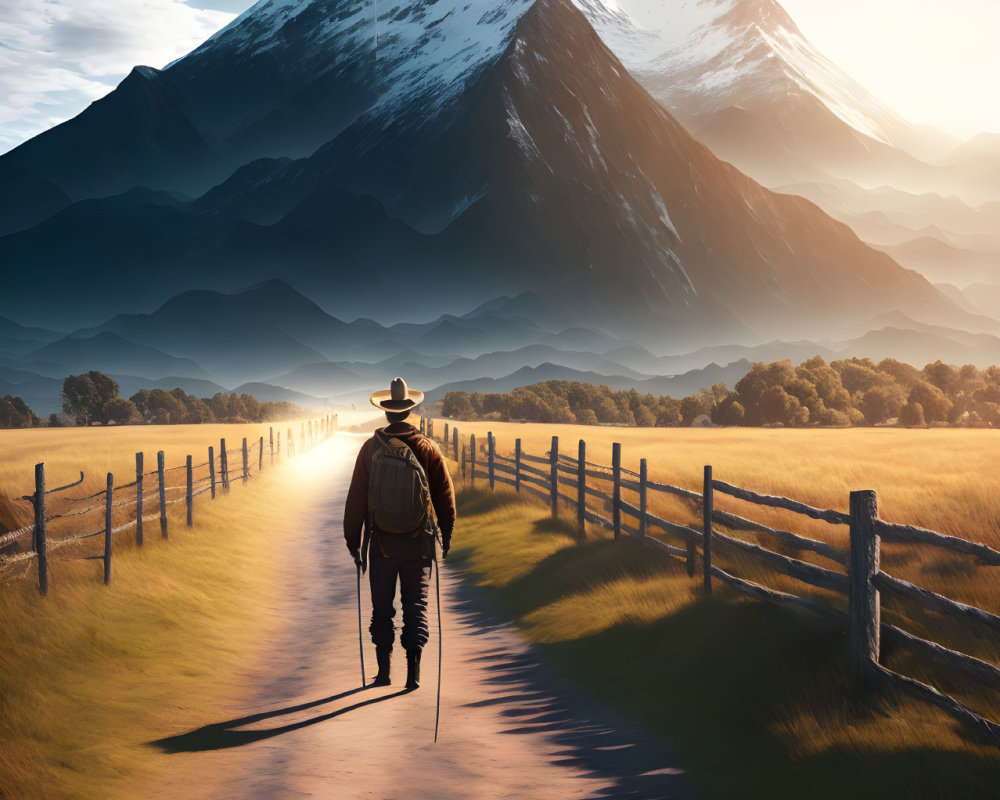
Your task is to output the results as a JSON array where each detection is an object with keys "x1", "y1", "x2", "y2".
[{"x1": 0, "y1": 0, "x2": 235, "y2": 154}]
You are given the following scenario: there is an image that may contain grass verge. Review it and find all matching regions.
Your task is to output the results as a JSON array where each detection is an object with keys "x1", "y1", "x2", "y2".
[
  {"x1": 449, "y1": 486, "x2": 1000, "y2": 800},
  {"x1": 0, "y1": 441, "x2": 325, "y2": 800}
]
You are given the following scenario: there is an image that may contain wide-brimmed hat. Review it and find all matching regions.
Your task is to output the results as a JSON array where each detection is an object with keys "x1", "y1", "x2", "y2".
[{"x1": 370, "y1": 376, "x2": 424, "y2": 411}]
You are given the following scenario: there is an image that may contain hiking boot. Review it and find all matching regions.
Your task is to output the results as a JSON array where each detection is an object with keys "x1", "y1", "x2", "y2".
[
  {"x1": 372, "y1": 646, "x2": 391, "y2": 686},
  {"x1": 405, "y1": 649, "x2": 421, "y2": 690}
]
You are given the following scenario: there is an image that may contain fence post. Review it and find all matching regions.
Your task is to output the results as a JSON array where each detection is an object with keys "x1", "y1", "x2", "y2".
[
  {"x1": 135, "y1": 452, "x2": 144, "y2": 547},
  {"x1": 209, "y1": 446, "x2": 216, "y2": 499},
  {"x1": 577, "y1": 439, "x2": 586, "y2": 535},
  {"x1": 612, "y1": 443, "x2": 621, "y2": 541},
  {"x1": 703, "y1": 466, "x2": 713, "y2": 593},
  {"x1": 34, "y1": 463, "x2": 47, "y2": 596},
  {"x1": 638, "y1": 458, "x2": 647, "y2": 538},
  {"x1": 420, "y1": 417, "x2": 426, "y2": 435},
  {"x1": 429, "y1": 419, "x2": 434, "y2": 439},
  {"x1": 550, "y1": 436, "x2": 559, "y2": 519},
  {"x1": 470, "y1": 434, "x2": 477, "y2": 487},
  {"x1": 158, "y1": 450, "x2": 167, "y2": 539},
  {"x1": 220, "y1": 438, "x2": 229, "y2": 492},
  {"x1": 104, "y1": 472, "x2": 113, "y2": 585},
  {"x1": 685, "y1": 463, "x2": 698, "y2": 576},
  {"x1": 259, "y1": 436, "x2": 264, "y2": 471},
  {"x1": 186, "y1": 455, "x2": 193, "y2": 527},
  {"x1": 270, "y1": 427, "x2": 274, "y2": 464},
  {"x1": 849, "y1": 490, "x2": 881, "y2": 688},
  {"x1": 488, "y1": 432, "x2": 495, "y2": 490},
  {"x1": 514, "y1": 439, "x2": 521, "y2": 494},
  {"x1": 453, "y1": 428, "x2": 459, "y2": 461},
  {"x1": 444, "y1": 422, "x2": 449, "y2": 446},
  {"x1": 461, "y1": 444, "x2": 467, "y2": 481},
  {"x1": 242, "y1": 438, "x2": 249, "y2": 484},
  {"x1": 288, "y1": 429, "x2": 293, "y2": 457}
]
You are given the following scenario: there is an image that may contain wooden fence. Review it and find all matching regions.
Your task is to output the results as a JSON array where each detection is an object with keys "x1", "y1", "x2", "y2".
[
  {"x1": 0, "y1": 415, "x2": 339, "y2": 595},
  {"x1": 429, "y1": 421, "x2": 1000, "y2": 748}
]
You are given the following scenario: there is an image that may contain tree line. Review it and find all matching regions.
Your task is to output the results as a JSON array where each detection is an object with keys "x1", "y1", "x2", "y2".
[
  {"x1": 442, "y1": 357, "x2": 1000, "y2": 428},
  {"x1": 0, "y1": 371, "x2": 313, "y2": 429}
]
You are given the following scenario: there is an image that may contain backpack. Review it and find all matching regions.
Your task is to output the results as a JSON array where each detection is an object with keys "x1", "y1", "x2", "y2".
[{"x1": 368, "y1": 429, "x2": 431, "y2": 534}]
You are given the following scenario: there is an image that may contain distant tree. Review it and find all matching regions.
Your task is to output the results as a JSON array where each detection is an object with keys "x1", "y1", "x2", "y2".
[
  {"x1": 634, "y1": 404, "x2": 655, "y2": 427},
  {"x1": 146, "y1": 389, "x2": 186, "y2": 424},
  {"x1": 680, "y1": 391, "x2": 712, "y2": 426},
  {"x1": 922, "y1": 360, "x2": 961, "y2": 396},
  {"x1": 877, "y1": 358, "x2": 922, "y2": 389},
  {"x1": 129, "y1": 389, "x2": 151, "y2": 421},
  {"x1": 907, "y1": 381, "x2": 952, "y2": 424},
  {"x1": 655, "y1": 398, "x2": 682, "y2": 427},
  {"x1": 103, "y1": 397, "x2": 139, "y2": 425},
  {"x1": 443, "y1": 392, "x2": 475, "y2": 419},
  {"x1": 898, "y1": 401, "x2": 925, "y2": 428},
  {"x1": 858, "y1": 385, "x2": 905, "y2": 425},
  {"x1": 594, "y1": 397, "x2": 619, "y2": 424},
  {"x1": 60, "y1": 371, "x2": 120, "y2": 425},
  {"x1": 759, "y1": 386, "x2": 809, "y2": 426},
  {"x1": 832, "y1": 357, "x2": 883, "y2": 394},
  {"x1": 711, "y1": 394, "x2": 745, "y2": 426},
  {"x1": 87, "y1": 371, "x2": 119, "y2": 423},
  {"x1": 61, "y1": 373, "x2": 98, "y2": 425},
  {"x1": 576, "y1": 408, "x2": 599, "y2": 425},
  {"x1": 0, "y1": 395, "x2": 40, "y2": 428},
  {"x1": 797, "y1": 356, "x2": 851, "y2": 413}
]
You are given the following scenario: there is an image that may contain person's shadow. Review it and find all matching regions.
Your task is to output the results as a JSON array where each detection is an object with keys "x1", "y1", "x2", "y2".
[{"x1": 151, "y1": 686, "x2": 410, "y2": 753}]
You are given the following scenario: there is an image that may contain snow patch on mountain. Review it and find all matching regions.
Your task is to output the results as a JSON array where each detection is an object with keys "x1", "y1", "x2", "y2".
[{"x1": 173, "y1": 0, "x2": 534, "y2": 117}]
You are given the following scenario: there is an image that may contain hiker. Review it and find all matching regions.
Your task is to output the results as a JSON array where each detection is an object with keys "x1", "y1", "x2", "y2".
[{"x1": 344, "y1": 377, "x2": 456, "y2": 690}]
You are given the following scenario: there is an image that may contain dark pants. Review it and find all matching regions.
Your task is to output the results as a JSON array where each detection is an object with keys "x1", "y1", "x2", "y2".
[{"x1": 368, "y1": 551, "x2": 432, "y2": 652}]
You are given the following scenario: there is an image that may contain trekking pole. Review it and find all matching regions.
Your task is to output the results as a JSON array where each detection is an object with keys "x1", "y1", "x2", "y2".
[
  {"x1": 434, "y1": 536, "x2": 444, "y2": 743},
  {"x1": 357, "y1": 563, "x2": 366, "y2": 688}
]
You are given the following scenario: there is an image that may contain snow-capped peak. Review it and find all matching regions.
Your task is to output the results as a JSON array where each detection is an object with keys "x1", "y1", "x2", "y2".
[{"x1": 572, "y1": 0, "x2": 910, "y2": 148}]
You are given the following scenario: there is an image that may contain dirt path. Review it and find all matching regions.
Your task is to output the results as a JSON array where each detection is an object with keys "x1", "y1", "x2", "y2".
[{"x1": 140, "y1": 435, "x2": 694, "y2": 799}]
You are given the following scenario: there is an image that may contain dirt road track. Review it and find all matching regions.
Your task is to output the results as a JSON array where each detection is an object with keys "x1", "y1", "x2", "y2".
[{"x1": 140, "y1": 436, "x2": 694, "y2": 799}]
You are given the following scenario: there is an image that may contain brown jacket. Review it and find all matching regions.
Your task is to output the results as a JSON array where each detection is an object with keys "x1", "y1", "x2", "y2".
[{"x1": 343, "y1": 423, "x2": 456, "y2": 555}]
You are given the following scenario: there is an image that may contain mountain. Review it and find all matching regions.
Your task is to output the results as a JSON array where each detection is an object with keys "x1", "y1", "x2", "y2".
[
  {"x1": 26, "y1": 332, "x2": 209, "y2": 380},
  {"x1": 0, "y1": 0, "x2": 983, "y2": 352},
  {"x1": 229, "y1": 382, "x2": 327, "y2": 407},
  {"x1": 0, "y1": 317, "x2": 63, "y2": 357},
  {"x1": 572, "y1": 0, "x2": 952, "y2": 188},
  {"x1": 424, "y1": 359, "x2": 753, "y2": 409},
  {"x1": 773, "y1": 180, "x2": 1000, "y2": 288},
  {"x1": 838, "y1": 327, "x2": 1000, "y2": 370},
  {"x1": 83, "y1": 281, "x2": 348, "y2": 383},
  {"x1": 264, "y1": 361, "x2": 369, "y2": 397},
  {"x1": 0, "y1": 367, "x2": 63, "y2": 416}
]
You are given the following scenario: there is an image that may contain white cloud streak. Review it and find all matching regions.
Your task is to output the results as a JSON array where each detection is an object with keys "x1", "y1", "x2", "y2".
[{"x1": 0, "y1": 0, "x2": 235, "y2": 154}]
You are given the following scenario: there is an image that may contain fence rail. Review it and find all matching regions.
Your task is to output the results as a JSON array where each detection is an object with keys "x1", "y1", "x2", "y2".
[
  {"x1": 436, "y1": 420, "x2": 1000, "y2": 748},
  {"x1": 1, "y1": 415, "x2": 339, "y2": 594}
]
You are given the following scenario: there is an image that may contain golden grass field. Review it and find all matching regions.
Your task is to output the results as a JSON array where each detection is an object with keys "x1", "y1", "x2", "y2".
[
  {"x1": 0, "y1": 421, "x2": 323, "y2": 535},
  {"x1": 450, "y1": 488, "x2": 1000, "y2": 799},
  {"x1": 437, "y1": 419, "x2": 1000, "y2": 786},
  {"x1": 0, "y1": 420, "x2": 331, "y2": 800},
  {"x1": 438, "y1": 420, "x2": 1000, "y2": 605},
  {"x1": 2, "y1": 417, "x2": 998, "y2": 799}
]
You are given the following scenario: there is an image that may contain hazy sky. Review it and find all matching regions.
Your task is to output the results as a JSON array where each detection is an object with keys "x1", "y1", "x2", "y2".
[
  {"x1": 0, "y1": 0, "x2": 997, "y2": 155},
  {"x1": 780, "y1": 0, "x2": 1000, "y2": 140}
]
